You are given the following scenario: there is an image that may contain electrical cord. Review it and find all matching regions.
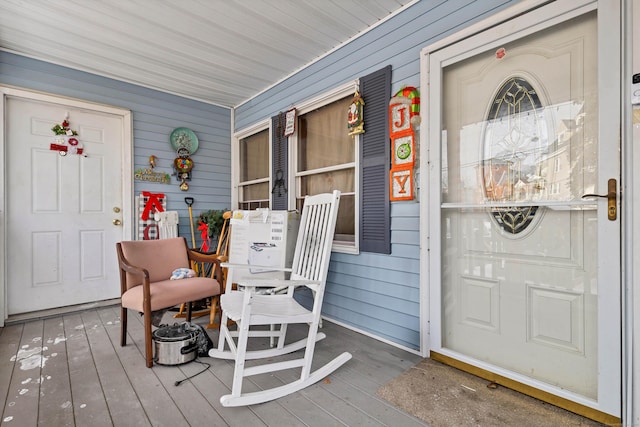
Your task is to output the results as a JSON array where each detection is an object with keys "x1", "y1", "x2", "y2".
[{"x1": 174, "y1": 359, "x2": 211, "y2": 386}]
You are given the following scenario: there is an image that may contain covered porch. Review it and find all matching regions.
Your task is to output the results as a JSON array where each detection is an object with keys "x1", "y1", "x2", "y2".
[
  {"x1": 0, "y1": 304, "x2": 606, "y2": 426},
  {"x1": 0, "y1": 304, "x2": 426, "y2": 426}
]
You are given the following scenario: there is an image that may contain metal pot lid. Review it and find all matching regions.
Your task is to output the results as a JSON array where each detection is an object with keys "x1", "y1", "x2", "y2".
[{"x1": 152, "y1": 323, "x2": 197, "y2": 341}]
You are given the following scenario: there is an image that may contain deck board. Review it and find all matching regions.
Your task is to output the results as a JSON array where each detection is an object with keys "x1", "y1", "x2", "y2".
[
  {"x1": 80, "y1": 309, "x2": 150, "y2": 427},
  {"x1": 0, "y1": 324, "x2": 23, "y2": 423},
  {"x1": 1, "y1": 305, "x2": 428, "y2": 426},
  {"x1": 101, "y1": 306, "x2": 191, "y2": 427},
  {"x1": 63, "y1": 313, "x2": 113, "y2": 427},
  {"x1": 5, "y1": 320, "x2": 43, "y2": 426},
  {"x1": 39, "y1": 317, "x2": 74, "y2": 427}
]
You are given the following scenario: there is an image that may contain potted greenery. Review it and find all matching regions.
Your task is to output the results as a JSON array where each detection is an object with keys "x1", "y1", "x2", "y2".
[{"x1": 197, "y1": 209, "x2": 227, "y2": 252}]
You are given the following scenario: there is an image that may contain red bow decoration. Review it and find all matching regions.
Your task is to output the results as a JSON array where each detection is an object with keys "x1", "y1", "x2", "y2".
[
  {"x1": 198, "y1": 222, "x2": 211, "y2": 252},
  {"x1": 141, "y1": 192, "x2": 165, "y2": 221}
]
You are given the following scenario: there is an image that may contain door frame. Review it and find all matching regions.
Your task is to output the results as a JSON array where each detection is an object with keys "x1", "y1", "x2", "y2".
[
  {"x1": 0, "y1": 85, "x2": 134, "y2": 326},
  {"x1": 418, "y1": 0, "x2": 628, "y2": 421}
]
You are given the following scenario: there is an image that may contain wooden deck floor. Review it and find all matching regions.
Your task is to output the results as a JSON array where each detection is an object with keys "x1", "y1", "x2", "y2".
[{"x1": 0, "y1": 304, "x2": 427, "y2": 426}]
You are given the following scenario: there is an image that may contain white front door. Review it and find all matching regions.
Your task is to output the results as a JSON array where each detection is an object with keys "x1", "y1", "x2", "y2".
[
  {"x1": 3, "y1": 91, "x2": 132, "y2": 315},
  {"x1": 425, "y1": 0, "x2": 620, "y2": 420}
]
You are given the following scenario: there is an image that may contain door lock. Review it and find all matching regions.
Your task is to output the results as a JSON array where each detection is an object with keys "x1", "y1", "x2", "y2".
[{"x1": 581, "y1": 178, "x2": 617, "y2": 221}]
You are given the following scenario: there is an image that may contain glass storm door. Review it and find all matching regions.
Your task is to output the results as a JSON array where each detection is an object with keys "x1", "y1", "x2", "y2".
[{"x1": 427, "y1": 1, "x2": 620, "y2": 420}]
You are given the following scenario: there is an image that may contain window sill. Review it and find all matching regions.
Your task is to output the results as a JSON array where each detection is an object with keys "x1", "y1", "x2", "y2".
[{"x1": 332, "y1": 242, "x2": 359, "y2": 255}]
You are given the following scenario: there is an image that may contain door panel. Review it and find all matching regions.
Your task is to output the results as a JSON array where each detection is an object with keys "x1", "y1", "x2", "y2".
[
  {"x1": 427, "y1": 1, "x2": 620, "y2": 419},
  {"x1": 6, "y1": 97, "x2": 124, "y2": 314}
]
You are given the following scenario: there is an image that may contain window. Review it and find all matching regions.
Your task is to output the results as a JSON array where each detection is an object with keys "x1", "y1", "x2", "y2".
[
  {"x1": 238, "y1": 129, "x2": 270, "y2": 210},
  {"x1": 295, "y1": 96, "x2": 356, "y2": 247},
  {"x1": 233, "y1": 66, "x2": 391, "y2": 254}
]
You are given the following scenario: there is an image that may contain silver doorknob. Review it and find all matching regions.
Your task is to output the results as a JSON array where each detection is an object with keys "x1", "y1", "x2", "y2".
[{"x1": 113, "y1": 219, "x2": 122, "y2": 226}]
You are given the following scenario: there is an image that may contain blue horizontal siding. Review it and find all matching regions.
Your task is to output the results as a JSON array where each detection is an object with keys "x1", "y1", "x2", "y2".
[
  {"x1": 1, "y1": 0, "x2": 521, "y2": 351},
  {"x1": 236, "y1": 0, "x2": 518, "y2": 130},
  {"x1": 236, "y1": 0, "x2": 520, "y2": 350},
  {"x1": 1, "y1": 51, "x2": 232, "y2": 248},
  {"x1": 328, "y1": 264, "x2": 419, "y2": 295}
]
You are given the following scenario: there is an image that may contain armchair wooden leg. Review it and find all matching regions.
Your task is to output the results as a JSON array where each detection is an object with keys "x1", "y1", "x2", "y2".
[
  {"x1": 186, "y1": 301, "x2": 192, "y2": 322},
  {"x1": 120, "y1": 306, "x2": 128, "y2": 347},
  {"x1": 143, "y1": 310, "x2": 153, "y2": 368}
]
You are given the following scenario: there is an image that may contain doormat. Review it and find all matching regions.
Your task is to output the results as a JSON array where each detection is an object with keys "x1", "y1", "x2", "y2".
[{"x1": 376, "y1": 358, "x2": 607, "y2": 427}]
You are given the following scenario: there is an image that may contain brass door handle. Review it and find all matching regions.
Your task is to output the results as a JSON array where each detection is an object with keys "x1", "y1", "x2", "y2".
[
  {"x1": 113, "y1": 219, "x2": 122, "y2": 226},
  {"x1": 581, "y1": 178, "x2": 617, "y2": 221}
]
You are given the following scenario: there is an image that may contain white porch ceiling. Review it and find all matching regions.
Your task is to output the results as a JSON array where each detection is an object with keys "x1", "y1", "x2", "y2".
[{"x1": 0, "y1": 0, "x2": 414, "y2": 108}]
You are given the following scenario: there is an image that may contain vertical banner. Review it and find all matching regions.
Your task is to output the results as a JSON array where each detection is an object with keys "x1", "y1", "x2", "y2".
[{"x1": 389, "y1": 86, "x2": 420, "y2": 201}]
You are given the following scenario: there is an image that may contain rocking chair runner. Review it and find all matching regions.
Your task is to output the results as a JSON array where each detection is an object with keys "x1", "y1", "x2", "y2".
[{"x1": 208, "y1": 190, "x2": 351, "y2": 407}]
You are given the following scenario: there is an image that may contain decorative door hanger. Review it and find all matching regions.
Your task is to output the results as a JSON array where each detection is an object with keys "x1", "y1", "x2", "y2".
[{"x1": 50, "y1": 114, "x2": 85, "y2": 156}]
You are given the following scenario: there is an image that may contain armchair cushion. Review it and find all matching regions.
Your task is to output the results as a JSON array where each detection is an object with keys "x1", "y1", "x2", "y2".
[{"x1": 121, "y1": 277, "x2": 220, "y2": 312}]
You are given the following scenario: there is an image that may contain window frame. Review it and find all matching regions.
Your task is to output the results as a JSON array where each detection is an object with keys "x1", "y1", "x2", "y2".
[
  {"x1": 288, "y1": 81, "x2": 360, "y2": 254},
  {"x1": 232, "y1": 81, "x2": 360, "y2": 254},
  {"x1": 232, "y1": 119, "x2": 272, "y2": 210}
]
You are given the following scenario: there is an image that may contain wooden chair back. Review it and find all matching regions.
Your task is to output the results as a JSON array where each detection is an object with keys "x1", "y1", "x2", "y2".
[{"x1": 118, "y1": 237, "x2": 190, "y2": 292}]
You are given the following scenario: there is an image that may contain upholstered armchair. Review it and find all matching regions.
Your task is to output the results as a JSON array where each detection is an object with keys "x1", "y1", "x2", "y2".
[{"x1": 116, "y1": 237, "x2": 222, "y2": 367}]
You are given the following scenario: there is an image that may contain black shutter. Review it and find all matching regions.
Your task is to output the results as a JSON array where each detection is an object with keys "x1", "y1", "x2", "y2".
[
  {"x1": 359, "y1": 65, "x2": 391, "y2": 254},
  {"x1": 271, "y1": 114, "x2": 288, "y2": 210}
]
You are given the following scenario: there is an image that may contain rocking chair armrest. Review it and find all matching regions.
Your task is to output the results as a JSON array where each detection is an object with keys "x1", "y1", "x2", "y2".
[
  {"x1": 238, "y1": 279, "x2": 320, "y2": 289},
  {"x1": 220, "y1": 262, "x2": 293, "y2": 273}
]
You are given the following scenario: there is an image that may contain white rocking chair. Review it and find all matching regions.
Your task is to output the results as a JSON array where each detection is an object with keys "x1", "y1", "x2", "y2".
[{"x1": 208, "y1": 190, "x2": 352, "y2": 407}]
